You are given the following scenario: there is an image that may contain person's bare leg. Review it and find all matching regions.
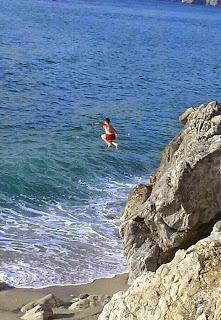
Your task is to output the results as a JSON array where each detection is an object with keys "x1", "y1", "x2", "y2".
[
  {"x1": 101, "y1": 134, "x2": 111, "y2": 148},
  {"x1": 112, "y1": 141, "x2": 119, "y2": 150}
]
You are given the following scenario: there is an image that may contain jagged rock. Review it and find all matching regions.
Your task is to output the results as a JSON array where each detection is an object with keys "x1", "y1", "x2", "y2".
[
  {"x1": 21, "y1": 293, "x2": 63, "y2": 313},
  {"x1": 122, "y1": 184, "x2": 152, "y2": 221},
  {"x1": 212, "y1": 220, "x2": 221, "y2": 233},
  {"x1": 88, "y1": 294, "x2": 111, "y2": 307},
  {"x1": 70, "y1": 297, "x2": 80, "y2": 303},
  {"x1": 69, "y1": 298, "x2": 90, "y2": 311},
  {"x1": 79, "y1": 293, "x2": 90, "y2": 299},
  {"x1": 179, "y1": 106, "x2": 195, "y2": 124},
  {"x1": 21, "y1": 304, "x2": 53, "y2": 320},
  {"x1": 99, "y1": 223, "x2": 221, "y2": 320},
  {"x1": 69, "y1": 294, "x2": 111, "y2": 311},
  {"x1": 0, "y1": 280, "x2": 6, "y2": 290},
  {"x1": 121, "y1": 101, "x2": 221, "y2": 282}
]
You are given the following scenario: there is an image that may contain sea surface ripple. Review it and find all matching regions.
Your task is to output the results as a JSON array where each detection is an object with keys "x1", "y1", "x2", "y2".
[{"x1": 0, "y1": 0, "x2": 221, "y2": 286}]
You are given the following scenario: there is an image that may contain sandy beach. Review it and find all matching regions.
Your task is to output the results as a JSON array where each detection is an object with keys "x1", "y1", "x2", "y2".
[{"x1": 0, "y1": 273, "x2": 128, "y2": 320}]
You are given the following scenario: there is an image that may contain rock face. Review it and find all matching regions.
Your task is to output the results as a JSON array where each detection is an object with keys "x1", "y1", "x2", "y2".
[
  {"x1": 120, "y1": 101, "x2": 221, "y2": 282},
  {"x1": 122, "y1": 184, "x2": 152, "y2": 221},
  {"x1": 99, "y1": 222, "x2": 221, "y2": 320}
]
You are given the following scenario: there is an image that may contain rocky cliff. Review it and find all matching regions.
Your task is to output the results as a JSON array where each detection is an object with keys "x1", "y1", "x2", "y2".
[
  {"x1": 99, "y1": 222, "x2": 221, "y2": 320},
  {"x1": 99, "y1": 100, "x2": 221, "y2": 319},
  {"x1": 121, "y1": 101, "x2": 221, "y2": 283}
]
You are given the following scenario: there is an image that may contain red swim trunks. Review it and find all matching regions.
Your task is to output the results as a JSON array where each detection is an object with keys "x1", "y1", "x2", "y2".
[{"x1": 106, "y1": 134, "x2": 116, "y2": 142}]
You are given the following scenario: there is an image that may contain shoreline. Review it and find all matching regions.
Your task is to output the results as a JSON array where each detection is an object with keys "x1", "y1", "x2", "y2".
[
  {"x1": 0, "y1": 273, "x2": 128, "y2": 320},
  {"x1": 11, "y1": 270, "x2": 128, "y2": 290}
]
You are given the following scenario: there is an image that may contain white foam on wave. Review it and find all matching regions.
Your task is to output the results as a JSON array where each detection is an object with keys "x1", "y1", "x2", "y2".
[{"x1": 0, "y1": 175, "x2": 145, "y2": 287}]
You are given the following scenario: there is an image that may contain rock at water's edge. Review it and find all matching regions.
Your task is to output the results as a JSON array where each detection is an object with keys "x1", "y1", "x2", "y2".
[{"x1": 121, "y1": 101, "x2": 221, "y2": 282}]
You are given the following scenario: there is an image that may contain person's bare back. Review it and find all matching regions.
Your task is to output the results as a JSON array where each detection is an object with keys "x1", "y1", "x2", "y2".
[{"x1": 103, "y1": 123, "x2": 115, "y2": 135}]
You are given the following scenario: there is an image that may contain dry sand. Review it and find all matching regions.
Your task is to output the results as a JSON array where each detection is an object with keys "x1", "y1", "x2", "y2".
[{"x1": 0, "y1": 273, "x2": 128, "y2": 320}]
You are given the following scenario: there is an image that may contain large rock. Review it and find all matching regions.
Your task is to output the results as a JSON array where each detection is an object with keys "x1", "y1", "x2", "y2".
[
  {"x1": 21, "y1": 304, "x2": 53, "y2": 320},
  {"x1": 120, "y1": 101, "x2": 221, "y2": 282},
  {"x1": 0, "y1": 280, "x2": 6, "y2": 290},
  {"x1": 99, "y1": 222, "x2": 221, "y2": 320},
  {"x1": 69, "y1": 294, "x2": 111, "y2": 311},
  {"x1": 21, "y1": 293, "x2": 63, "y2": 313}
]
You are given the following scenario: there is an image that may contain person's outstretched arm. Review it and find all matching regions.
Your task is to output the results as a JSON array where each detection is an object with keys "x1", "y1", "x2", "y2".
[{"x1": 92, "y1": 121, "x2": 103, "y2": 128}]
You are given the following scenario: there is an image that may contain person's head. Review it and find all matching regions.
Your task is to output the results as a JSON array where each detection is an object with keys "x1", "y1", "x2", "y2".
[{"x1": 104, "y1": 117, "x2": 110, "y2": 125}]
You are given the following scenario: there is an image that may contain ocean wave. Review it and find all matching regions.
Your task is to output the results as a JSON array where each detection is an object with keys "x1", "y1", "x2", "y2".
[{"x1": 0, "y1": 176, "x2": 144, "y2": 287}]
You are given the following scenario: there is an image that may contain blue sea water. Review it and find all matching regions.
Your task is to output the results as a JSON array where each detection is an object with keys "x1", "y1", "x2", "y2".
[{"x1": 0, "y1": 0, "x2": 221, "y2": 287}]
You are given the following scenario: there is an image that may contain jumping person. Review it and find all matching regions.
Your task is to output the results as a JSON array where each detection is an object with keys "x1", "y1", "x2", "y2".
[{"x1": 101, "y1": 118, "x2": 119, "y2": 150}]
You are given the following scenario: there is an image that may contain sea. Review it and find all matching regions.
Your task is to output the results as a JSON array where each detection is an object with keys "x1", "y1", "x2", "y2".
[{"x1": 0, "y1": 0, "x2": 221, "y2": 287}]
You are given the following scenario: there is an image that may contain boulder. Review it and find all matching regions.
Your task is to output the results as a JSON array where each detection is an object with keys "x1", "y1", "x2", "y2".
[
  {"x1": 69, "y1": 298, "x2": 90, "y2": 311},
  {"x1": 21, "y1": 293, "x2": 63, "y2": 313},
  {"x1": 0, "y1": 280, "x2": 6, "y2": 290},
  {"x1": 120, "y1": 101, "x2": 221, "y2": 282},
  {"x1": 79, "y1": 293, "x2": 90, "y2": 299},
  {"x1": 21, "y1": 304, "x2": 53, "y2": 320},
  {"x1": 88, "y1": 295, "x2": 111, "y2": 307},
  {"x1": 179, "y1": 106, "x2": 195, "y2": 124},
  {"x1": 99, "y1": 222, "x2": 221, "y2": 320},
  {"x1": 69, "y1": 294, "x2": 111, "y2": 311}
]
